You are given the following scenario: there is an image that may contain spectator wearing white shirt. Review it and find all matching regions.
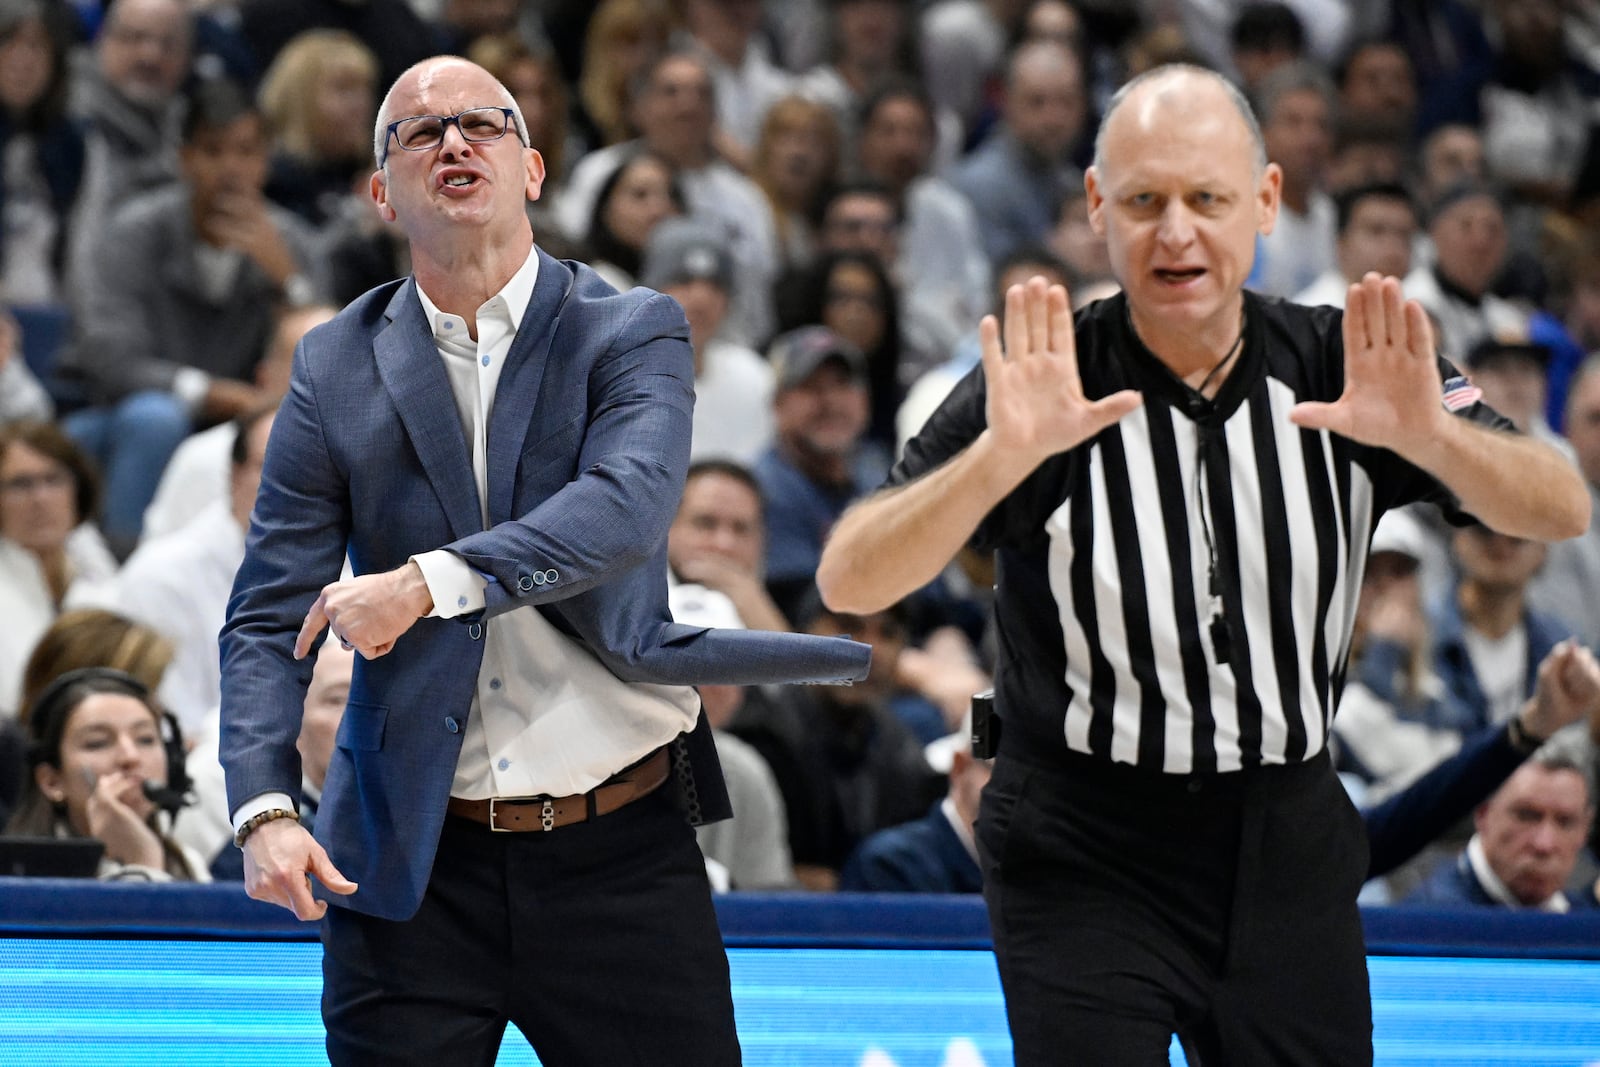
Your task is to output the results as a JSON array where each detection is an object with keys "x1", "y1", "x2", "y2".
[
  {"x1": 1293, "y1": 181, "x2": 1417, "y2": 309},
  {"x1": 112, "y1": 403, "x2": 274, "y2": 738}
]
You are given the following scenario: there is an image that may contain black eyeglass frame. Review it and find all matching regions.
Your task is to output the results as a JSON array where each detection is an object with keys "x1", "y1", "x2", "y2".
[{"x1": 380, "y1": 106, "x2": 524, "y2": 166}]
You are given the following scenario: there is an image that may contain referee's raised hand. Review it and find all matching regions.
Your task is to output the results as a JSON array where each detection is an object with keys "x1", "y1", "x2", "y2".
[
  {"x1": 1289, "y1": 271, "x2": 1586, "y2": 541},
  {"x1": 981, "y1": 276, "x2": 1142, "y2": 466},
  {"x1": 1288, "y1": 272, "x2": 1446, "y2": 456}
]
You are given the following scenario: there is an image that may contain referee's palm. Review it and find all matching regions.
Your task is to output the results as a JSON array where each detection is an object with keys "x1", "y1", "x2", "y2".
[
  {"x1": 981, "y1": 277, "x2": 1142, "y2": 464},
  {"x1": 1289, "y1": 273, "x2": 1447, "y2": 455}
]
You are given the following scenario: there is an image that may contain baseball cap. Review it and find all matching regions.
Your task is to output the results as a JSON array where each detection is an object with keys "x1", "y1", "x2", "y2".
[
  {"x1": 640, "y1": 218, "x2": 734, "y2": 292},
  {"x1": 767, "y1": 325, "x2": 868, "y2": 392},
  {"x1": 1369, "y1": 508, "x2": 1427, "y2": 562}
]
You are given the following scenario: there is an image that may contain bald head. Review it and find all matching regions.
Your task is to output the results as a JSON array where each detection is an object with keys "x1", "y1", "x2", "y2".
[
  {"x1": 372, "y1": 55, "x2": 528, "y2": 168},
  {"x1": 1093, "y1": 65, "x2": 1266, "y2": 177},
  {"x1": 1006, "y1": 40, "x2": 1086, "y2": 160}
]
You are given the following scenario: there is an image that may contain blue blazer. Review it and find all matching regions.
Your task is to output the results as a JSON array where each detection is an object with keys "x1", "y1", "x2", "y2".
[
  {"x1": 219, "y1": 251, "x2": 871, "y2": 920},
  {"x1": 839, "y1": 802, "x2": 983, "y2": 894}
]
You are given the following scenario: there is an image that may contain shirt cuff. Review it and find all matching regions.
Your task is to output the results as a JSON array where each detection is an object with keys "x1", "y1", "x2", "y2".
[
  {"x1": 171, "y1": 367, "x2": 211, "y2": 415},
  {"x1": 411, "y1": 549, "x2": 487, "y2": 619},
  {"x1": 231, "y1": 792, "x2": 297, "y2": 834}
]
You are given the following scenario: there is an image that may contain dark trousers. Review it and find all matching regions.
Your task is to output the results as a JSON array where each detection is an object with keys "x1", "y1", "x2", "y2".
[
  {"x1": 978, "y1": 747, "x2": 1372, "y2": 1066},
  {"x1": 320, "y1": 786, "x2": 741, "y2": 1067}
]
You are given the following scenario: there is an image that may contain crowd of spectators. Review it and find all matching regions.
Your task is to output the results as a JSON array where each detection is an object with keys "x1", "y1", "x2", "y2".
[{"x1": 2, "y1": 0, "x2": 1599, "y2": 907}]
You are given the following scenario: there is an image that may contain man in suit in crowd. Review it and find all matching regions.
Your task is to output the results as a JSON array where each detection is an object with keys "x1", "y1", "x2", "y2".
[
  {"x1": 1405, "y1": 750, "x2": 1596, "y2": 911},
  {"x1": 218, "y1": 55, "x2": 868, "y2": 1066}
]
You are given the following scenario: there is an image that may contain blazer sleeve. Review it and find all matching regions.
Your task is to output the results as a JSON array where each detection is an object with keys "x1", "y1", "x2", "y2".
[
  {"x1": 218, "y1": 337, "x2": 353, "y2": 812},
  {"x1": 444, "y1": 292, "x2": 694, "y2": 610}
]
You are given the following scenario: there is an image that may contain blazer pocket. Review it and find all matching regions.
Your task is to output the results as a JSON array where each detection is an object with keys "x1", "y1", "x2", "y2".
[{"x1": 336, "y1": 700, "x2": 388, "y2": 751}]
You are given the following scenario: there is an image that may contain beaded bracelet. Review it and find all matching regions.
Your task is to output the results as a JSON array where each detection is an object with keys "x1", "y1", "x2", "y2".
[{"x1": 234, "y1": 807, "x2": 301, "y2": 849}]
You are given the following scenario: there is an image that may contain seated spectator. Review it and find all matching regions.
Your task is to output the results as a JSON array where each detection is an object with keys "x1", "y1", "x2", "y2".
[
  {"x1": 1293, "y1": 182, "x2": 1418, "y2": 310},
  {"x1": 0, "y1": 311, "x2": 53, "y2": 425},
  {"x1": 728, "y1": 595, "x2": 943, "y2": 891},
  {"x1": 1248, "y1": 60, "x2": 1337, "y2": 298},
  {"x1": 668, "y1": 459, "x2": 789, "y2": 634},
  {"x1": 897, "y1": 245, "x2": 1072, "y2": 452},
  {"x1": 947, "y1": 39, "x2": 1087, "y2": 268},
  {"x1": 1403, "y1": 750, "x2": 1596, "y2": 910},
  {"x1": 559, "y1": 49, "x2": 778, "y2": 345},
  {"x1": 203, "y1": 636, "x2": 351, "y2": 880},
  {"x1": 1363, "y1": 638, "x2": 1600, "y2": 893},
  {"x1": 1333, "y1": 37, "x2": 1417, "y2": 134},
  {"x1": 776, "y1": 250, "x2": 911, "y2": 446},
  {"x1": 676, "y1": 0, "x2": 793, "y2": 162},
  {"x1": 749, "y1": 95, "x2": 840, "y2": 270},
  {"x1": 796, "y1": 0, "x2": 959, "y2": 170},
  {"x1": 0, "y1": 0, "x2": 83, "y2": 306},
  {"x1": 1461, "y1": 338, "x2": 1568, "y2": 453},
  {"x1": 640, "y1": 218, "x2": 774, "y2": 465},
  {"x1": 0, "y1": 421, "x2": 117, "y2": 715},
  {"x1": 67, "y1": 0, "x2": 192, "y2": 285},
  {"x1": 257, "y1": 29, "x2": 380, "y2": 229},
  {"x1": 753, "y1": 325, "x2": 888, "y2": 622},
  {"x1": 839, "y1": 709, "x2": 990, "y2": 893},
  {"x1": 574, "y1": 0, "x2": 674, "y2": 151},
  {"x1": 139, "y1": 305, "x2": 332, "y2": 543},
  {"x1": 853, "y1": 78, "x2": 990, "y2": 361},
  {"x1": 1402, "y1": 182, "x2": 1524, "y2": 362},
  {"x1": 111, "y1": 403, "x2": 274, "y2": 737},
  {"x1": 1, "y1": 606, "x2": 172, "y2": 829},
  {"x1": 6, "y1": 666, "x2": 209, "y2": 881},
  {"x1": 60, "y1": 77, "x2": 323, "y2": 554},
  {"x1": 585, "y1": 147, "x2": 685, "y2": 294}
]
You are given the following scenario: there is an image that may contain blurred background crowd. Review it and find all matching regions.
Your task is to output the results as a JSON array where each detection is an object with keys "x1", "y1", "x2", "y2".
[{"x1": 0, "y1": 0, "x2": 1598, "y2": 910}]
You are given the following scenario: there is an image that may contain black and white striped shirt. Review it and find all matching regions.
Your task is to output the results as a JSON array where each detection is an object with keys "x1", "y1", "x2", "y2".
[{"x1": 892, "y1": 291, "x2": 1509, "y2": 775}]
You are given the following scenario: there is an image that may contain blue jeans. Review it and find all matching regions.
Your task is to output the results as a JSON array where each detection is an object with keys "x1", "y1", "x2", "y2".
[{"x1": 62, "y1": 390, "x2": 190, "y2": 553}]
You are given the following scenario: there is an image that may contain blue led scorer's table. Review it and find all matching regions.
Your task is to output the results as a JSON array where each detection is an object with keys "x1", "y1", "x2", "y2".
[{"x1": 3, "y1": 881, "x2": 1599, "y2": 1066}]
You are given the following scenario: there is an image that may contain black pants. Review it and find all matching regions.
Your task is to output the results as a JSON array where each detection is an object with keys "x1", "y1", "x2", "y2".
[
  {"x1": 320, "y1": 786, "x2": 741, "y2": 1067},
  {"x1": 978, "y1": 747, "x2": 1372, "y2": 1066}
]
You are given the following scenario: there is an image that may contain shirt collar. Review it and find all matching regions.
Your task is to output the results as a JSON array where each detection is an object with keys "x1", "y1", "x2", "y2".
[
  {"x1": 413, "y1": 243, "x2": 541, "y2": 345},
  {"x1": 1465, "y1": 834, "x2": 1570, "y2": 913}
]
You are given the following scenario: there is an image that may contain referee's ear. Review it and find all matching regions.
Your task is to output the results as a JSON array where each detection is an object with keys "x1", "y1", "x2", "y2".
[{"x1": 1084, "y1": 167, "x2": 1107, "y2": 238}]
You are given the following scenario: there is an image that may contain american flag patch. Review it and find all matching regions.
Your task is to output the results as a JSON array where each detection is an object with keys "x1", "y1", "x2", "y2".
[{"x1": 1441, "y1": 375, "x2": 1482, "y2": 412}]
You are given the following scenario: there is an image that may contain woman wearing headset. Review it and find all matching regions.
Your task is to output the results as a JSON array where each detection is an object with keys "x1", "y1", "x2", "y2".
[{"x1": 6, "y1": 667, "x2": 207, "y2": 882}]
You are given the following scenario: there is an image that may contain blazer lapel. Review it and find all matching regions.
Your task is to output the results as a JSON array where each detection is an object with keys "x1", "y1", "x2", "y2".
[
  {"x1": 374, "y1": 280, "x2": 483, "y2": 541},
  {"x1": 485, "y1": 249, "x2": 572, "y2": 523}
]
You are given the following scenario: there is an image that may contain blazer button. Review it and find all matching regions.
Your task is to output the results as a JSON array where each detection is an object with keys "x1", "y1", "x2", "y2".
[
  {"x1": 518, "y1": 575, "x2": 535, "y2": 591},
  {"x1": 445, "y1": 717, "x2": 460, "y2": 733},
  {"x1": 542, "y1": 569, "x2": 558, "y2": 584},
  {"x1": 468, "y1": 623, "x2": 483, "y2": 640}
]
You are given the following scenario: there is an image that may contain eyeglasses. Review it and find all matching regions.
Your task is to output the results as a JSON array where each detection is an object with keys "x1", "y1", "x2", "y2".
[
  {"x1": 380, "y1": 106, "x2": 520, "y2": 165},
  {"x1": 0, "y1": 470, "x2": 72, "y2": 496}
]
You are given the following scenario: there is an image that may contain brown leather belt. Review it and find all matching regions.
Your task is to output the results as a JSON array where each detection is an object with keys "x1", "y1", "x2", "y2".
[{"x1": 446, "y1": 748, "x2": 670, "y2": 832}]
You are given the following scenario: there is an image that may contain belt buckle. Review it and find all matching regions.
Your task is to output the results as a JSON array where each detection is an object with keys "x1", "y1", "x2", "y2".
[
  {"x1": 487, "y1": 796, "x2": 511, "y2": 832},
  {"x1": 486, "y1": 795, "x2": 559, "y2": 831}
]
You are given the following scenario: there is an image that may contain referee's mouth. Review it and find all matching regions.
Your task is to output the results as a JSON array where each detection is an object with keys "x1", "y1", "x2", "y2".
[{"x1": 1154, "y1": 268, "x2": 1207, "y2": 285}]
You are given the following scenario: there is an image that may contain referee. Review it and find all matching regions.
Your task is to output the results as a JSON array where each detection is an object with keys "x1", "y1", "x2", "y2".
[{"x1": 817, "y1": 64, "x2": 1588, "y2": 1065}]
